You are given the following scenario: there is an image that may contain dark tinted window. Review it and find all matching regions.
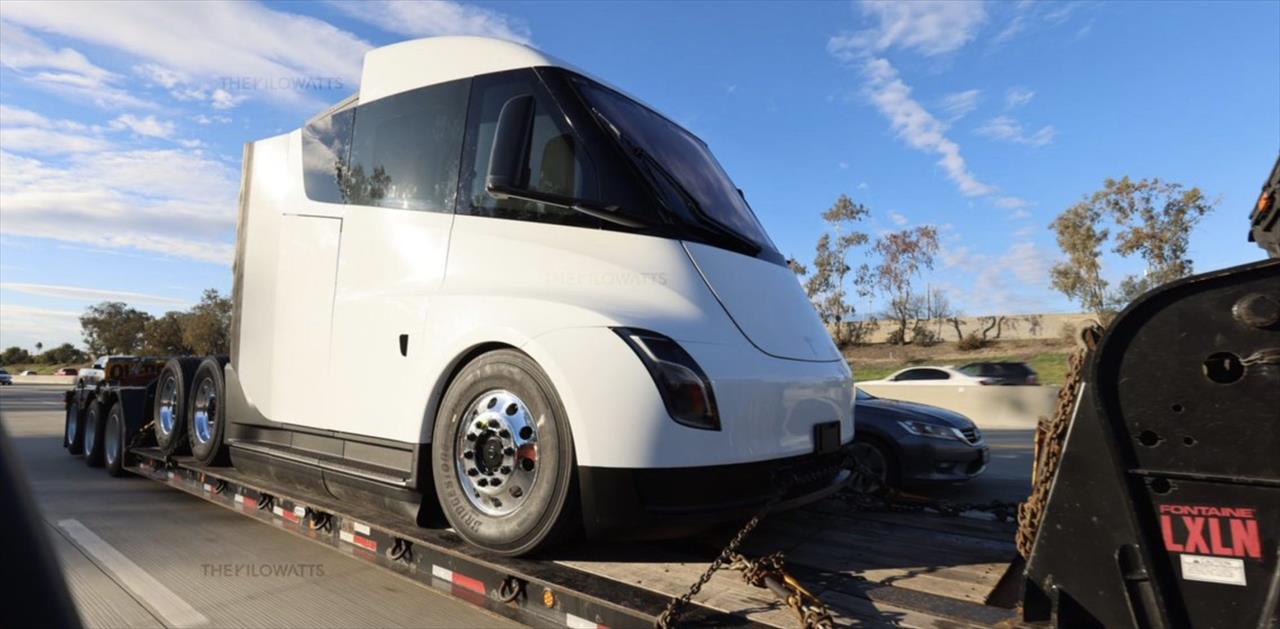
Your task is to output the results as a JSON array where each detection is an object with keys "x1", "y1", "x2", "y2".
[
  {"x1": 895, "y1": 368, "x2": 949, "y2": 381},
  {"x1": 346, "y1": 79, "x2": 469, "y2": 212},
  {"x1": 302, "y1": 108, "x2": 354, "y2": 204},
  {"x1": 458, "y1": 70, "x2": 599, "y2": 226}
]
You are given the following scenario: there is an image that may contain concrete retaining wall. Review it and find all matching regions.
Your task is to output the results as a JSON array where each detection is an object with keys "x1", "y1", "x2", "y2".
[
  {"x1": 857, "y1": 383, "x2": 1059, "y2": 430},
  {"x1": 11, "y1": 375, "x2": 76, "y2": 386}
]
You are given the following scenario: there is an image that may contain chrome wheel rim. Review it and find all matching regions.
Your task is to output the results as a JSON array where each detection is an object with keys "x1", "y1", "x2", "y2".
[
  {"x1": 105, "y1": 413, "x2": 120, "y2": 466},
  {"x1": 84, "y1": 408, "x2": 97, "y2": 454},
  {"x1": 158, "y1": 376, "x2": 179, "y2": 435},
  {"x1": 849, "y1": 442, "x2": 888, "y2": 494},
  {"x1": 66, "y1": 406, "x2": 78, "y2": 445},
  {"x1": 192, "y1": 378, "x2": 218, "y2": 445},
  {"x1": 454, "y1": 389, "x2": 539, "y2": 517}
]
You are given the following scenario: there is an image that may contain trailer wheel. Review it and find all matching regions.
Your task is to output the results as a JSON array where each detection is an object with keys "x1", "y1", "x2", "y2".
[
  {"x1": 155, "y1": 358, "x2": 200, "y2": 455},
  {"x1": 432, "y1": 350, "x2": 578, "y2": 556},
  {"x1": 104, "y1": 401, "x2": 127, "y2": 477},
  {"x1": 65, "y1": 396, "x2": 86, "y2": 455},
  {"x1": 83, "y1": 401, "x2": 106, "y2": 467},
  {"x1": 187, "y1": 358, "x2": 229, "y2": 466}
]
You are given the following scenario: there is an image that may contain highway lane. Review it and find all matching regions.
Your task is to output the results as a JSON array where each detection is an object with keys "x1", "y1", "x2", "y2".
[{"x1": 0, "y1": 384, "x2": 520, "y2": 629}]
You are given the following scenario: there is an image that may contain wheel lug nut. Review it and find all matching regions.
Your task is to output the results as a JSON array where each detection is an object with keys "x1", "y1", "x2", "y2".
[
  {"x1": 466, "y1": 433, "x2": 477, "y2": 442},
  {"x1": 463, "y1": 451, "x2": 474, "y2": 459},
  {"x1": 491, "y1": 478, "x2": 502, "y2": 487},
  {"x1": 477, "y1": 478, "x2": 488, "y2": 487},
  {"x1": 499, "y1": 429, "x2": 510, "y2": 439},
  {"x1": 510, "y1": 487, "x2": 523, "y2": 498},
  {"x1": 467, "y1": 468, "x2": 479, "y2": 477},
  {"x1": 500, "y1": 466, "x2": 511, "y2": 474},
  {"x1": 488, "y1": 419, "x2": 500, "y2": 429},
  {"x1": 503, "y1": 447, "x2": 515, "y2": 456}
]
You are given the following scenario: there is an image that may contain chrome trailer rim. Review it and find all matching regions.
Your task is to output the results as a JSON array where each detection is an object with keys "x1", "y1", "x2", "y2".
[
  {"x1": 105, "y1": 412, "x2": 120, "y2": 465},
  {"x1": 66, "y1": 405, "x2": 78, "y2": 445},
  {"x1": 158, "y1": 376, "x2": 179, "y2": 435},
  {"x1": 192, "y1": 378, "x2": 218, "y2": 445},
  {"x1": 454, "y1": 389, "x2": 539, "y2": 517}
]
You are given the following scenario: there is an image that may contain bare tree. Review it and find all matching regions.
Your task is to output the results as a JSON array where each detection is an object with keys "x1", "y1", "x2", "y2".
[
  {"x1": 804, "y1": 195, "x2": 871, "y2": 347},
  {"x1": 872, "y1": 226, "x2": 940, "y2": 344},
  {"x1": 1051, "y1": 177, "x2": 1215, "y2": 315}
]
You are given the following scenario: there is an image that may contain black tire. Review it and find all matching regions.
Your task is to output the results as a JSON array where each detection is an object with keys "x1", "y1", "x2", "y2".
[
  {"x1": 849, "y1": 436, "x2": 898, "y2": 495},
  {"x1": 154, "y1": 358, "x2": 200, "y2": 455},
  {"x1": 83, "y1": 401, "x2": 105, "y2": 467},
  {"x1": 65, "y1": 397, "x2": 86, "y2": 455},
  {"x1": 104, "y1": 401, "x2": 127, "y2": 477},
  {"x1": 187, "y1": 358, "x2": 229, "y2": 466},
  {"x1": 432, "y1": 350, "x2": 578, "y2": 556}
]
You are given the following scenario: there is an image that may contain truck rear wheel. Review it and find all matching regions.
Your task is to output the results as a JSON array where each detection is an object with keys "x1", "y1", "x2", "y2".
[
  {"x1": 83, "y1": 401, "x2": 105, "y2": 467},
  {"x1": 187, "y1": 358, "x2": 229, "y2": 466},
  {"x1": 65, "y1": 397, "x2": 85, "y2": 455},
  {"x1": 104, "y1": 401, "x2": 127, "y2": 477},
  {"x1": 432, "y1": 350, "x2": 578, "y2": 556},
  {"x1": 155, "y1": 358, "x2": 200, "y2": 455}
]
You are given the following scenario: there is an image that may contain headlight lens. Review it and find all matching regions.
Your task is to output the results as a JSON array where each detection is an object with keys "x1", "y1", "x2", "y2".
[
  {"x1": 613, "y1": 328, "x2": 720, "y2": 431},
  {"x1": 897, "y1": 420, "x2": 963, "y2": 441}
]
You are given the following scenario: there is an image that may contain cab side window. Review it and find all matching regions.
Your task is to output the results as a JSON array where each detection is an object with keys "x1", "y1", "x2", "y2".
[
  {"x1": 346, "y1": 79, "x2": 469, "y2": 212},
  {"x1": 458, "y1": 69, "x2": 600, "y2": 227},
  {"x1": 301, "y1": 108, "x2": 354, "y2": 204}
]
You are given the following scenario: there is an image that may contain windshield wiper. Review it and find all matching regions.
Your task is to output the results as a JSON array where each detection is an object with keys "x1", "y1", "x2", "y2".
[
  {"x1": 592, "y1": 109, "x2": 762, "y2": 257},
  {"x1": 487, "y1": 183, "x2": 650, "y2": 229}
]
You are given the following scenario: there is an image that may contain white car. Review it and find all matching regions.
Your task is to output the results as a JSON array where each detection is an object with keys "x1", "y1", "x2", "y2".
[{"x1": 859, "y1": 366, "x2": 995, "y2": 387}]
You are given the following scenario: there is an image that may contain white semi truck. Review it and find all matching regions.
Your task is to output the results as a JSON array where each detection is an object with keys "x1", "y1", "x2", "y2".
[{"x1": 68, "y1": 36, "x2": 854, "y2": 558}]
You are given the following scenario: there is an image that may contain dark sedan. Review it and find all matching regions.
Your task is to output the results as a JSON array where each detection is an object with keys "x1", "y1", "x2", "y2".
[{"x1": 850, "y1": 388, "x2": 989, "y2": 492}]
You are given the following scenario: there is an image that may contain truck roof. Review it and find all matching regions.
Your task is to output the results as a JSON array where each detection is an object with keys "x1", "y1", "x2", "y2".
[{"x1": 359, "y1": 36, "x2": 577, "y2": 105}]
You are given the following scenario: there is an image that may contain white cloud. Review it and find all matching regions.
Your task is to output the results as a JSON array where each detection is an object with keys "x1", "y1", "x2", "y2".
[
  {"x1": 1005, "y1": 86, "x2": 1035, "y2": 109},
  {"x1": 329, "y1": 0, "x2": 532, "y2": 45},
  {"x1": 860, "y1": 58, "x2": 996, "y2": 196},
  {"x1": 994, "y1": 196, "x2": 1032, "y2": 209},
  {"x1": 1, "y1": 2, "x2": 373, "y2": 109},
  {"x1": 0, "y1": 21, "x2": 151, "y2": 108},
  {"x1": 0, "y1": 149, "x2": 237, "y2": 263},
  {"x1": 889, "y1": 211, "x2": 909, "y2": 226},
  {"x1": 0, "y1": 126, "x2": 107, "y2": 154},
  {"x1": 109, "y1": 114, "x2": 175, "y2": 139},
  {"x1": 993, "y1": 13, "x2": 1027, "y2": 44},
  {"x1": 0, "y1": 303, "x2": 83, "y2": 350},
  {"x1": 976, "y1": 115, "x2": 1056, "y2": 147},
  {"x1": 829, "y1": 1, "x2": 987, "y2": 59},
  {"x1": 0, "y1": 104, "x2": 84, "y2": 130},
  {"x1": 857, "y1": 181, "x2": 869, "y2": 190},
  {"x1": 940, "y1": 89, "x2": 981, "y2": 120},
  {"x1": 838, "y1": 161, "x2": 849, "y2": 169},
  {"x1": 1009, "y1": 208, "x2": 1032, "y2": 220},
  {"x1": 0, "y1": 282, "x2": 186, "y2": 305},
  {"x1": 969, "y1": 240, "x2": 1052, "y2": 313}
]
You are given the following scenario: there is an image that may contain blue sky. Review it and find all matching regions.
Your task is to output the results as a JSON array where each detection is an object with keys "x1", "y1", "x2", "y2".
[{"x1": 1, "y1": 0, "x2": 1277, "y2": 351}]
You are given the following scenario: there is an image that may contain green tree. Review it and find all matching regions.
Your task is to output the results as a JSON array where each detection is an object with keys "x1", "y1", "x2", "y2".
[
  {"x1": 872, "y1": 226, "x2": 939, "y2": 344},
  {"x1": 1, "y1": 346, "x2": 32, "y2": 365},
  {"x1": 144, "y1": 312, "x2": 193, "y2": 356},
  {"x1": 803, "y1": 195, "x2": 871, "y2": 347},
  {"x1": 40, "y1": 343, "x2": 87, "y2": 365},
  {"x1": 182, "y1": 289, "x2": 232, "y2": 356},
  {"x1": 1051, "y1": 177, "x2": 1216, "y2": 315},
  {"x1": 80, "y1": 302, "x2": 152, "y2": 355}
]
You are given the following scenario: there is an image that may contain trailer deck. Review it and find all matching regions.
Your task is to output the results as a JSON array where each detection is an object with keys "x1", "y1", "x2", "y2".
[{"x1": 127, "y1": 446, "x2": 1019, "y2": 628}]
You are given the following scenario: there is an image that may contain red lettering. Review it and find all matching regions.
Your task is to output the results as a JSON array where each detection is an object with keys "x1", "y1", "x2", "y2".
[
  {"x1": 1231, "y1": 519, "x2": 1262, "y2": 559},
  {"x1": 1183, "y1": 517, "x2": 1210, "y2": 553},
  {"x1": 1162, "y1": 515, "x2": 1184, "y2": 552},
  {"x1": 1209, "y1": 519, "x2": 1232, "y2": 556}
]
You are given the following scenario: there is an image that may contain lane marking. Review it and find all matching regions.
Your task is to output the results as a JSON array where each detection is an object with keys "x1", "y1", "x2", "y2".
[{"x1": 57, "y1": 519, "x2": 208, "y2": 627}]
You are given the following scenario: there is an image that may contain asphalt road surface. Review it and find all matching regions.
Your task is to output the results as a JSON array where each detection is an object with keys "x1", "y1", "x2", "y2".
[{"x1": 0, "y1": 384, "x2": 519, "y2": 629}]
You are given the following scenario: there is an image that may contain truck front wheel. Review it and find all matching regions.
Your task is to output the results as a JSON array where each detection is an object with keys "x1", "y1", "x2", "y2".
[{"x1": 431, "y1": 350, "x2": 578, "y2": 556}]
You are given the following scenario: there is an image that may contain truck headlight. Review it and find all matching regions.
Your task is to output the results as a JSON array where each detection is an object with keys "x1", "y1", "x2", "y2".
[
  {"x1": 897, "y1": 420, "x2": 963, "y2": 441},
  {"x1": 613, "y1": 328, "x2": 720, "y2": 431}
]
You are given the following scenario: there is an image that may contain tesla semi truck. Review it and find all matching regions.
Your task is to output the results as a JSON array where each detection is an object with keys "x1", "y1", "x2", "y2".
[{"x1": 152, "y1": 36, "x2": 853, "y2": 556}]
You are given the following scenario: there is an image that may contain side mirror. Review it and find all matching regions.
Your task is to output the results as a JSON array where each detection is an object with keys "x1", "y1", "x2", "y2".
[{"x1": 486, "y1": 94, "x2": 536, "y2": 195}]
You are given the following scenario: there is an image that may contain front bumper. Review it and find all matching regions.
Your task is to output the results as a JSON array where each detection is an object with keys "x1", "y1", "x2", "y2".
[
  {"x1": 897, "y1": 435, "x2": 989, "y2": 484},
  {"x1": 577, "y1": 446, "x2": 852, "y2": 540}
]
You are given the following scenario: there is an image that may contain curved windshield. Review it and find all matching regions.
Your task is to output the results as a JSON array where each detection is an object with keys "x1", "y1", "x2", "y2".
[{"x1": 572, "y1": 77, "x2": 778, "y2": 257}]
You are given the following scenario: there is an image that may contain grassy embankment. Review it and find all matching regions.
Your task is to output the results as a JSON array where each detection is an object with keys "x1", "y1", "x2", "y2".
[
  {"x1": 0, "y1": 363, "x2": 89, "y2": 376},
  {"x1": 844, "y1": 338, "x2": 1073, "y2": 385}
]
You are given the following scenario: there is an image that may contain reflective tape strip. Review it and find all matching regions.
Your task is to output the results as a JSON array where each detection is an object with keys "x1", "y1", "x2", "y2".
[
  {"x1": 353, "y1": 522, "x2": 371, "y2": 536},
  {"x1": 431, "y1": 564, "x2": 484, "y2": 595},
  {"x1": 565, "y1": 613, "x2": 605, "y2": 629}
]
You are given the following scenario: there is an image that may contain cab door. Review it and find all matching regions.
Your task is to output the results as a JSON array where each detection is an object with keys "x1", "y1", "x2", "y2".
[{"x1": 324, "y1": 78, "x2": 470, "y2": 442}]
